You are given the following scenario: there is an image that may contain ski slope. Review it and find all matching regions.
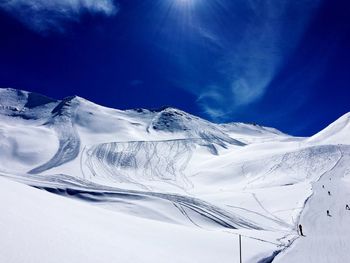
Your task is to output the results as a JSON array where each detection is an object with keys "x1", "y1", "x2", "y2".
[
  {"x1": 274, "y1": 145, "x2": 350, "y2": 262},
  {"x1": 0, "y1": 87, "x2": 350, "y2": 263}
]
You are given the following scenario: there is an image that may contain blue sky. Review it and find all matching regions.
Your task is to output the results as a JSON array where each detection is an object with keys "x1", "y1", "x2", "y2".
[{"x1": 0, "y1": 0, "x2": 349, "y2": 136}]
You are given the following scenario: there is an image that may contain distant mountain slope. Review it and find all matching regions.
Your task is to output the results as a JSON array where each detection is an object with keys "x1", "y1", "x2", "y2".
[
  {"x1": 308, "y1": 112, "x2": 350, "y2": 145},
  {"x1": 0, "y1": 88, "x2": 58, "y2": 119}
]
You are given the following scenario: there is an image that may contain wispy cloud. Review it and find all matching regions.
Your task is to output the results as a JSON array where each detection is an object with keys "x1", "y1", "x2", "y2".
[
  {"x1": 196, "y1": 85, "x2": 227, "y2": 118},
  {"x1": 0, "y1": 0, "x2": 118, "y2": 32},
  {"x1": 188, "y1": 0, "x2": 322, "y2": 120}
]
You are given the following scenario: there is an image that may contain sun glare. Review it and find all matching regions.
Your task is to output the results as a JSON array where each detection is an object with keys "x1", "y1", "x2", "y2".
[{"x1": 176, "y1": 0, "x2": 196, "y2": 7}]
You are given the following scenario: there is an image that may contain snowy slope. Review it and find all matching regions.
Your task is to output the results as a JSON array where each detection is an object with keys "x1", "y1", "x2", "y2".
[
  {"x1": 0, "y1": 176, "x2": 239, "y2": 263},
  {"x1": 274, "y1": 145, "x2": 350, "y2": 263},
  {"x1": 219, "y1": 122, "x2": 289, "y2": 144},
  {"x1": 0, "y1": 87, "x2": 350, "y2": 263},
  {"x1": 307, "y1": 112, "x2": 350, "y2": 145}
]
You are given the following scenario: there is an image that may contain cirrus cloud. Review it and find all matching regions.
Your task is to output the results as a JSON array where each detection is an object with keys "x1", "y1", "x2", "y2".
[
  {"x1": 202, "y1": 0, "x2": 322, "y2": 120},
  {"x1": 0, "y1": 0, "x2": 118, "y2": 32}
]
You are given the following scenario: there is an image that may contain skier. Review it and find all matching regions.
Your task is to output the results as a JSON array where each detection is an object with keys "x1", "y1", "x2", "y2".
[
  {"x1": 298, "y1": 224, "x2": 304, "y2": 236},
  {"x1": 327, "y1": 210, "x2": 330, "y2": 216},
  {"x1": 328, "y1": 191, "x2": 331, "y2": 196},
  {"x1": 322, "y1": 185, "x2": 324, "y2": 189},
  {"x1": 346, "y1": 204, "x2": 350, "y2": 210}
]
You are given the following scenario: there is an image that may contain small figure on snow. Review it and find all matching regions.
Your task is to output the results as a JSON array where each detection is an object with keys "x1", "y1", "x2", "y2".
[
  {"x1": 299, "y1": 224, "x2": 304, "y2": 236},
  {"x1": 328, "y1": 191, "x2": 331, "y2": 196},
  {"x1": 346, "y1": 204, "x2": 350, "y2": 210},
  {"x1": 322, "y1": 185, "x2": 324, "y2": 189},
  {"x1": 327, "y1": 210, "x2": 331, "y2": 216}
]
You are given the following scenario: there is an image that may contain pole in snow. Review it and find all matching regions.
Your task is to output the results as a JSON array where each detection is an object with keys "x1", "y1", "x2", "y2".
[{"x1": 239, "y1": 234, "x2": 242, "y2": 263}]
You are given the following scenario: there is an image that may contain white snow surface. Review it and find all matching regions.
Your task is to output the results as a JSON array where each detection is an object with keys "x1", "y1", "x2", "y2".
[
  {"x1": 0, "y1": 87, "x2": 349, "y2": 263},
  {"x1": 307, "y1": 112, "x2": 350, "y2": 145}
]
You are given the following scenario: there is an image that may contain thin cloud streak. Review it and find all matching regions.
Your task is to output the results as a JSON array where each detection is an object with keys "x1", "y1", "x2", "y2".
[{"x1": 0, "y1": 0, "x2": 118, "y2": 32}]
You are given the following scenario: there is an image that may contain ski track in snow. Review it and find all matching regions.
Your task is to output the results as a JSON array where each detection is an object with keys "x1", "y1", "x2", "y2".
[
  {"x1": 35, "y1": 183, "x2": 263, "y2": 230},
  {"x1": 251, "y1": 193, "x2": 293, "y2": 229},
  {"x1": 243, "y1": 145, "x2": 341, "y2": 188},
  {"x1": 82, "y1": 139, "x2": 217, "y2": 191}
]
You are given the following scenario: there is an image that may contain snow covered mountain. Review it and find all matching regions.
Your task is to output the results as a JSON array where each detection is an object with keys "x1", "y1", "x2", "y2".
[{"x1": 0, "y1": 87, "x2": 349, "y2": 263}]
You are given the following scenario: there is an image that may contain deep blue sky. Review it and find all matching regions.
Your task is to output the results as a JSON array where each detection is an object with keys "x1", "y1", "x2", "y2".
[{"x1": 0, "y1": 0, "x2": 349, "y2": 136}]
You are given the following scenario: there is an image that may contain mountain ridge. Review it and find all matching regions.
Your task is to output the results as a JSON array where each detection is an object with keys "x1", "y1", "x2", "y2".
[{"x1": 0, "y1": 87, "x2": 287, "y2": 137}]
